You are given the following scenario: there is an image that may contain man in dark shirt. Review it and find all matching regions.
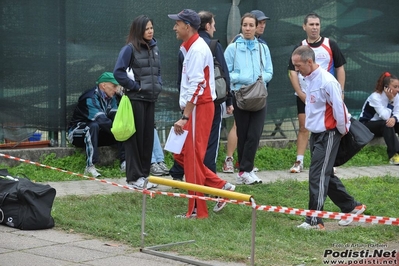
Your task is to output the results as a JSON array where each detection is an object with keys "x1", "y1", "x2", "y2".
[
  {"x1": 288, "y1": 12, "x2": 346, "y2": 174},
  {"x1": 68, "y1": 72, "x2": 125, "y2": 177}
]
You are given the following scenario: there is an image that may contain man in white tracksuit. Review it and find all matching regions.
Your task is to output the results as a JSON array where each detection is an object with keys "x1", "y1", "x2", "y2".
[
  {"x1": 291, "y1": 45, "x2": 366, "y2": 230},
  {"x1": 168, "y1": 9, "x2": 234, "y2": 219}
]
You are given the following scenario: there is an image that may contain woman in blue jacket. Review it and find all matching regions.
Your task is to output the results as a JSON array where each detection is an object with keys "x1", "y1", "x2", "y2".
[
  {"x1": 224, "y1": 12, "x2": 273, "y2": 185},
  {"x1": 113, "y1": 15, "x2": 162, "y2": 189}
]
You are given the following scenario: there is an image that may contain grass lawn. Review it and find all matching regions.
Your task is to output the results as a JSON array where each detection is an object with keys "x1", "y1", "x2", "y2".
[{"x1": 52, "y1": 176, "x2": 399, "y2": 266}]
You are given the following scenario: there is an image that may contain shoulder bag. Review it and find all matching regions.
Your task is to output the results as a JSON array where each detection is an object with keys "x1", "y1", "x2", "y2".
[
  {"x1": 235, "y1": 43, "x2": 268, "y2": 112},
  {"x1": 334, "y1": 118, "x2": 374, "y2": 166}
]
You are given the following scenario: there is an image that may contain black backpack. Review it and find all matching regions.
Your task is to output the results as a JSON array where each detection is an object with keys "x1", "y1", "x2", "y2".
[
  {"x1": 0, "y1": 169, "x2": 56, "y2": 230},
  {"x1": 209, "y1": 39, "x2": 227, "y2": 105}
]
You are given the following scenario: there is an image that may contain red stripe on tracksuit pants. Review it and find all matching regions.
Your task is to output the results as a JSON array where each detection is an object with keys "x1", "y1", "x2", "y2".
[{"x1": 174, "y1": 101, "x2": 226, "y2": 218}]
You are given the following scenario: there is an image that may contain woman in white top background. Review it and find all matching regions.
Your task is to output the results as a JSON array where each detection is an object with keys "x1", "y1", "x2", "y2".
[{"x1": 359, "y1": 72, "x2": 399, "y2": 164}]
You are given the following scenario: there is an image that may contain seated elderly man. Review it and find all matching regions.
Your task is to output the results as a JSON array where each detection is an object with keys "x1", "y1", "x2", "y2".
[{"x1": 68, "y1": 72, "x2": 125, "y2": 177}]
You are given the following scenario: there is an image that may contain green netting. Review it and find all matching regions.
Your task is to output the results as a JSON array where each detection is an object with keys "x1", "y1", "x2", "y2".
[{"x1": 1, "y1": 0, "x2": 398, "y2": 144}]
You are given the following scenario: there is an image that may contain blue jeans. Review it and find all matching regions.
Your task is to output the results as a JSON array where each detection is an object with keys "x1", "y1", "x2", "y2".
[{"x1": 152, "y1": 128, "x2": 164, "y2": 164}]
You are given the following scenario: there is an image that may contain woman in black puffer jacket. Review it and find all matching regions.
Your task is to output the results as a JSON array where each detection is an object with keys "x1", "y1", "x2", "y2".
[{"x1": 113, "y1": 15, "x2": 162, "y2": 189}]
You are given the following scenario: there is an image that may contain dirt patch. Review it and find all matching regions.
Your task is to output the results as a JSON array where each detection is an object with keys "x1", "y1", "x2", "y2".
[{"x1": 323, "y1": 221, "x2": 374, "y2": 231}]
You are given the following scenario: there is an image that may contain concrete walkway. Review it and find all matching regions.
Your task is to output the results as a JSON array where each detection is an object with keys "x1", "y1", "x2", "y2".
[{"x1": 1, "y1": 165, "x2": 398, "y2": 266}]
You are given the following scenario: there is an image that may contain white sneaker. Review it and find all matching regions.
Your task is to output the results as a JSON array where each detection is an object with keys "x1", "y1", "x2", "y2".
[
  {"x1": 290, "y1": 161, "x2": 303, "y2": 173},
  {"x1": 175, "y1": 209, "x2": 197, "y2": 219},
  {"x1": 236, "y1": 171, "x2": 256, "y2": 185},
  {"x1": 157, "y1": 161, "x2": 170, "y2": 175},
  {"x1": 120, "y1": 161, "x2": 126, "y2": 172},
  {"x1": 249, "y1": 170, "x2": 262, "y2": 184},
  {"x1": 338, "y1": 204, "x2": 366, "y2": 226},
  {"x1": 213, "y1": 182, "x2": 236, "y2": 213},
  {"x1": 297, "y1": 222, "x2": 325, "y2": 230},
  {"x1": 150, "y1": 163, "x2": 164, "y2": 176},
  {"x1": 84, "y1": 165, "x2": 101, "y2": 177},
  {"x1": 223, "y1": 157, "x2": 234, "y2": 173},
  {"x1": 175, "y1": 212, "x2": 197, "y2": 219},
  {"x1": 127, "y1": 177, "x2": 157, "y2": 189}
]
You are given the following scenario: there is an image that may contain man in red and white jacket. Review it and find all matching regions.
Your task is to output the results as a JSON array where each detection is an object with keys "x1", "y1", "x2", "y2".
[
  {"x1": 291, "y1": 45, "x2": 366, "y2": 230},
  {"x1": 168, "y1": 9, "x2": 234, "y2": 219}
]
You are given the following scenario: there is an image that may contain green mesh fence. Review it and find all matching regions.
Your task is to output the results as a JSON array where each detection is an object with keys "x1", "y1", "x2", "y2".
[{"x1": 1, "y1": 0, "x2": 398, "y2": 144}]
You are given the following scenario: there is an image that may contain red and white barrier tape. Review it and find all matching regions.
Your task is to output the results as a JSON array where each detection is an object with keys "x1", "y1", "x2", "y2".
[
  {"x1": 254, "y1": 205, "x2": 399, "y2": 225},
  {"x1": 0, "y1": 152, "x2": 247, "y2": 203},
  {"x1": 0, "y1": 152, "x2": 149, "y2": 195},
  {"x1": 2, "y1": 152, "x2": 398, "y2": 225}
]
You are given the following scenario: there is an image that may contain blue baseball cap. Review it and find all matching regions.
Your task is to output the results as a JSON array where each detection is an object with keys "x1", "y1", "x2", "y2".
[
  {"x1": 168, "y1": 9, "x2": 200, "y2": 29},
  {"x1": 250, "y1": 10, "x2": 270, "y2": 21}
]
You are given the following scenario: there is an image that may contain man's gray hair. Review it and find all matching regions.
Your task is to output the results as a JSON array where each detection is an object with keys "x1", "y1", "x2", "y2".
[{"x1": 292, "y1": 45, "x2": 315, "y2": 62}]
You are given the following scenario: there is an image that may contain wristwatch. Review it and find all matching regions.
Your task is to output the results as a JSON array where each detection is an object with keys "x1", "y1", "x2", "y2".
[{"x1": 181, "y1": 114, "x2": 189, "y2": 120}]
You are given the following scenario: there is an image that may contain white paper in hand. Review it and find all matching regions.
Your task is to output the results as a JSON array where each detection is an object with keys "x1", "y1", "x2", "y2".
[{"x1": 164, "y1": 126, "x2": 188, "y2": 154}]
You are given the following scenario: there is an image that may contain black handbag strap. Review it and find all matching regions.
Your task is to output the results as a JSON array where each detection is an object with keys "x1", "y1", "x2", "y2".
[{"x1": 127, "y1": 43, "x2": 135, "y2": 69}]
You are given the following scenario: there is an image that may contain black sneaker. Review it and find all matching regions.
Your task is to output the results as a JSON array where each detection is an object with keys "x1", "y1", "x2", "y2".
[
  {"x1": 171, "y1": 176, "x2": 184, "y2": 189},
  {"x1": 172, "y1": 176, "x2": 184, "y2": 181}
]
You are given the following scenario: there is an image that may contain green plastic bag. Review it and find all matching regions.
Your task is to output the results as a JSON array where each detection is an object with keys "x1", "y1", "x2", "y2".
[{"x1": 111, "y1": 95, "x2": 135, "y2": 141}]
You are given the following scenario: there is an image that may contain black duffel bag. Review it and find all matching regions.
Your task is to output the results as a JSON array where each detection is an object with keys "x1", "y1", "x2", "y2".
[
  {"x1": 0, "y1": 169, "x2": 56, "y2": 230},
  {"x1": 334, "y1": 118, "x2": 374, "y2": 167}
]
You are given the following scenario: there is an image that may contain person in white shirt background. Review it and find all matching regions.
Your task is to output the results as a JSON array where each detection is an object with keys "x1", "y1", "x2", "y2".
[
  {"x1": 359, "y1": 72, "x2": 399, "y2": 164},
  {"x1": 291, "y1": 45, "x2": 365, "y2": 230}
]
